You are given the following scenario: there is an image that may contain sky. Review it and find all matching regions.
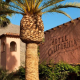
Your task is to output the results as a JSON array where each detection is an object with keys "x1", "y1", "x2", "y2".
[{"x1": 8, "y1": 0, "x2": 80, "y2": 32}]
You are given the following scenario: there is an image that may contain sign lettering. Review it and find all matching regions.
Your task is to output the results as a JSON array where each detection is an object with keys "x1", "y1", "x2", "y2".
[{"x1": 48, "y1": 35, "x2": 77, "y2": 56}]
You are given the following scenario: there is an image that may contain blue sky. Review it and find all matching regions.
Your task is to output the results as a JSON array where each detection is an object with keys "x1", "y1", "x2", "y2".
[{"x1": 8, "y1": 0, "x2": 80, "y2": 31}]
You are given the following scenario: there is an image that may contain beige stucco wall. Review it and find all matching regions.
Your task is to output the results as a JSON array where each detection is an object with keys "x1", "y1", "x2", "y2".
[
  {"x1": 6, "y1": 37, "x2": 20, "y2": 72},
  {"x1": 20, "y1": 40, "x2": 26, "y2": 66}
]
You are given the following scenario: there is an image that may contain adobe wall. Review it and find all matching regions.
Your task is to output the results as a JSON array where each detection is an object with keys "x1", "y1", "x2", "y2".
[
  {"x1": 39, "y1": 18, "x2": 80, "y2": 64},
  {"x1": 0, "y1": 24, "x2": 26, "y2": 67},
  {"x1": 6, "y1": 37, "x2": 20, "y2": 71}
]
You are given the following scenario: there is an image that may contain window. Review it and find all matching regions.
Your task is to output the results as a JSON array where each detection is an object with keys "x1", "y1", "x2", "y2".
[
  {"x1": 3, "y1": 42, "x2": 6, "y2": 51},
  {"x1": 10, "y1": 41, "x2": 17, "y2": 52}
]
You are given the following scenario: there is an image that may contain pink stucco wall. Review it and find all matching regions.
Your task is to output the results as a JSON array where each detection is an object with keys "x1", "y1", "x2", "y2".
[
  {"x1": 1, "y1": 36, "x2": 20, "y2": 72},
  {"x1": 6, "y1": 37, "x2": 20, "y2": 72}
]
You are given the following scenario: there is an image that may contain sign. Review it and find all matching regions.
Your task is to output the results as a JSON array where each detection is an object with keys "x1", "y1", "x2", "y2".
[
  {"x1": 39, "y1": 18, "x2": 80, "y2": 64},
  {"x1": 48, "y1": 35, "x2": 77, "y2": 56}
]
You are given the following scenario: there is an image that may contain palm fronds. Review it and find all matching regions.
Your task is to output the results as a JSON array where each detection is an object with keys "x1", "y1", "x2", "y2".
[
  {"x1": 0, "y1": 0, "x2": 11, "y2": 27},
  {"x1": 0, "y1": 15, "x2": 10, "y2": 27},
  {"x1": 1, "y1": 0, "x2": 80, "y2": 20}
]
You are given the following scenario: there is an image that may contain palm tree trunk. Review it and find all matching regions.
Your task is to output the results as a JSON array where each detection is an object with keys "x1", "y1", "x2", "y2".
[{"x1": 25, "y1": 43, "x2": 39, "y2": 80}]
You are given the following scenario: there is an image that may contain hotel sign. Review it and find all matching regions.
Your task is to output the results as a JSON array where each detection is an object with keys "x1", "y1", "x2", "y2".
[
  {"x1": 39, "y1": 18, "x2": 80, "y2": 64},
  {"x1": 48, "y1": 35, "x2": 77, "y2": 56}
]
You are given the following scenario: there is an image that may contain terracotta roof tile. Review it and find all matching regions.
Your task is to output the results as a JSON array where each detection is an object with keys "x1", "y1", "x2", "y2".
[
  {"x1": 77, "y1": 17, "x2": 80, "y2": 20},
  {"x1": 53, "y1": 28, "x2": 56, "y2": 31},
  {"x1": 5, "y1": 33, "x2": 19, "y2": 36},
  {"x1": 63, "y1": 23, "x2": 68, "y2": 26},
  {"x1": 58, "y1": 25, "x2": 62, "y2": 28},
  {"x1": 70, "y1": 20, "x2": 74, "y2": 23},
  {"x1": 0, "y1": 33, "x2": 20, "y2": 38}
]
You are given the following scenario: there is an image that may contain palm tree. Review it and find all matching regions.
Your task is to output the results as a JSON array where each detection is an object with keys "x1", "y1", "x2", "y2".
[
  {"x1": 0, "y1": 0, "x2": 11, "y2": 27},
  {"x1": 1, "y1": 0, "x2": 80, "y2": 80},
  {"x1": 0, "y1": 15, "x2": 10, "y2": 27}
]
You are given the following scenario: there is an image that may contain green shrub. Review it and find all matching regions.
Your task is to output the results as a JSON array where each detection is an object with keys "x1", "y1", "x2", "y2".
[
  {"x1": 0, "y1": 62, "x2": 80, "y2": 80},
  {"x1": 39, "y1": 63, "x2": 54, "y2": 80},
  {"x1": 18, "y1": 66, "x2": 25, "y2": 80},
  {"x1": 39, "y1": 62, "x2": 80, "y2": 80},
  {"x1": 0, "y1": 68, "x2": 14, "y2": 80},
  {"x1": 53, "y1": 62, "x2": 80, "y2": 80}
]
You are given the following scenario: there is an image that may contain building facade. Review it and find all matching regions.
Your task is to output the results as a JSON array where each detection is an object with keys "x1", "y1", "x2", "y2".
[
  {"x1": 0, "y1": 24, "x2": 26, "y2": 71},
  {"x1": 0, "y1": 17, "x2": 80, "y2": 72},
  {"x1": 0, "y1": 33, "x2": 20, "y2": 72},
  {"x1": 39, "y1": 17, "x2": 80, "y2": 65}
]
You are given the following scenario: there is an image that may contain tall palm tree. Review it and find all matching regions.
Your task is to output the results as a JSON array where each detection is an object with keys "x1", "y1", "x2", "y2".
[
  {"x1": 0, "y1": 0, "x2": 11, "y2": 27},
  {"x1": 1, "y1": 0, "x2": 80, "y2": 80},
  {"x1": 0, "y1": 15, "x2": 10, "y2": 27}
]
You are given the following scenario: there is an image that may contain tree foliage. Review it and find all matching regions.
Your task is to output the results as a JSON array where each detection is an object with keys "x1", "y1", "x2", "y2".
[
  {"x1": 0, "y1": 0, "x2": 11, "y2": 27},
  {"x1": 1, "y1": 0, "x2": 80, "y2": 20}
]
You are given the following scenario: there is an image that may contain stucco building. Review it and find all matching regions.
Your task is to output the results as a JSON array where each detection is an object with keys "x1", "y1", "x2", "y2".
[
  {"x1": 0, "y1": 33, "x2": 20, "y2": 72},
  {"x1": 0, "y1": 24, "x2": 26, "y2": 71},
  {"x1": 0, "y1": 17, "x2": 80, "y2": 71}
]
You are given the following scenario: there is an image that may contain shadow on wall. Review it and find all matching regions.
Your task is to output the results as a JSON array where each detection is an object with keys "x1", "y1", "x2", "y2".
[{"x1": 1, "y1": 43, "x2": 17, "y2": 72}]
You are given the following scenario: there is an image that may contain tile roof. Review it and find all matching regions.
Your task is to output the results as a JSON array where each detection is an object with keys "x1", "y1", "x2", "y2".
[
  {"x1": 5, "y1": 33, "x2": 20, "y2": 36},
  {"x1": 0, "y1": 33, "x2": 20, "y2": 38},
  {"x1": 0, "y1": 23, "x2": 20, "y2": 35}
]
